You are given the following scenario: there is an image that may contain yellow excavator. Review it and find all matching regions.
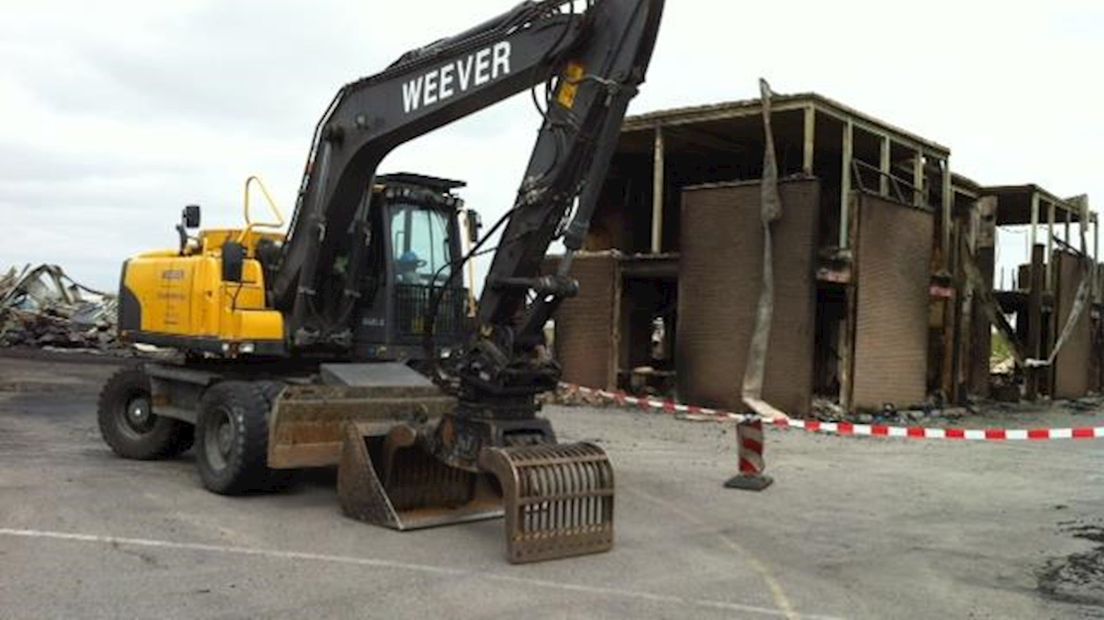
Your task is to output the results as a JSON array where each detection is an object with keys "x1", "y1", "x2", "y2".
[{"x1": 97, "y1": 0, "x2": 664, "y2": 563}]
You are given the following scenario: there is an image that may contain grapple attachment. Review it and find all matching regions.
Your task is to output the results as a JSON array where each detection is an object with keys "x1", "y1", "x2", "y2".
[
  {"x1": 480, "y1": 442, "x2": 615, "y2": 564},
  {"x1": 337, "y1": 422, "x2": 502, "y2": 530},
  {"x1": 266, "y1": 364, "x2": 615, "y2": 561}
]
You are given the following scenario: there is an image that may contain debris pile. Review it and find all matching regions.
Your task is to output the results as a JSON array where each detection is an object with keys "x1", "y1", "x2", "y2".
[
  {"x1": 0, "y1": 264, "x2": 121, "y2": 352},
  {"x1": 540, "y1": 383, "x2": 612, "y2": 408}
]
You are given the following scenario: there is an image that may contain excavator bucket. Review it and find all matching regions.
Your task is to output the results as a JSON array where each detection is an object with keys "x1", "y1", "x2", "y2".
[
  {"x1": 480, "y1": 442, "x2": 615, "y2": 564},
  {"x1": 267, "y1": 364, "x2": 503, "y2": 529},
  {"x1": 337, "y1": 422, "x2": 502, "y2": 530},
  {"x1": 268, "y1": 364, "x2": 615, "y2": 561}
]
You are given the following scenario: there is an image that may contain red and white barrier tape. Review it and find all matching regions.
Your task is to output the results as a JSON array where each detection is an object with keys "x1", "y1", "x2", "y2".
[
  {"x1": 773, "y1": 418, "x2": 1104, "y2": 441},
  {"x1": 558, "y1": 383, "x2": 1104, "y2": 441}
]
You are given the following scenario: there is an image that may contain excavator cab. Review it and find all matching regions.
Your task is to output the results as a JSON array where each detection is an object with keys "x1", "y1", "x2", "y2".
[
  {"x1": 117, "y1": 174, "x2": 473, "y2": 365},
  {"x1": 353, "y1": 174, "x2": 475, "y2": 363}
]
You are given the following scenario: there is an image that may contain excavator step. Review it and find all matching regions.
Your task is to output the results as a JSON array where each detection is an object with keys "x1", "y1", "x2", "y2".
[{"x1": 480, "y1": 442, "x2": 615, "y2": 564}]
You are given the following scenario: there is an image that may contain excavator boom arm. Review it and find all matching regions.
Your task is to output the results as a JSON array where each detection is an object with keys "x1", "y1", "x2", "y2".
[
  {"x1": 273, "y1": 0, "x2": 664, "y2": 359},
  {"x1": 267, "y1": 2, "x2": 664, "y2": 563}
]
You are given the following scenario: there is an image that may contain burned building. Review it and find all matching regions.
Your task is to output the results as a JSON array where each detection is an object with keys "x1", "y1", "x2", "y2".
[
  {"x1": 549, "y1": 91, "x2": 1098, "y2": 416},
  {"x1": 953, "y1": 184, "x2": 1098, "y2": 402}
]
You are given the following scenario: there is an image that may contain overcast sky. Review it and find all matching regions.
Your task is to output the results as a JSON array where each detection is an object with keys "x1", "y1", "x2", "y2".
[{"x1": 1, "y1": 0, "x2": 1101, "y2": 291}]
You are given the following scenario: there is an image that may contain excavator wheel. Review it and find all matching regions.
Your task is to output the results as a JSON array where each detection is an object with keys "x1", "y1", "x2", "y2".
[
  {"x1": 98, "y1": 365, "x2": 193, "y2": 460},
  {"x1": 256, "y1": 380, "x2": 295, "y2": 491},
  {"x1": 195, "y1": 381, "x2": 278, "y2": 495}
]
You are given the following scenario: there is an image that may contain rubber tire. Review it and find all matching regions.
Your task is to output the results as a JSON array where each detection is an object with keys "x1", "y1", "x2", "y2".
[
  {"x1": 98, "y1": 365, "x2": 193, "y2": 460},
  {"x1": 256, "y1": 380, "x2": 286, "y2": 406},
  {"x1": 255, "y1": 380, "x2": 294, "y2": 491},
  {"x1": 195, "y1": 381, "x2": 274, "y2": 495}
]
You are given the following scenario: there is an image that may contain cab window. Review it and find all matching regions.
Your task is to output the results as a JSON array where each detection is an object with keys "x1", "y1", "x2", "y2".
[{"x1": 391, "y1": 204, "x2": 452, "y2": 285}]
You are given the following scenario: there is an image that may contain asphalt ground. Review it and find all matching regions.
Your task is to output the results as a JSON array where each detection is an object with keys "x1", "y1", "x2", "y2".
[{"x1": 1, "y1": 354, "x2": 1102, "y2": 619}]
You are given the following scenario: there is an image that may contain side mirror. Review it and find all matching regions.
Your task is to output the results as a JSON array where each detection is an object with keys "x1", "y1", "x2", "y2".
[
  {"x1": 183, "y1": 205, "x2": 201, "y2": 229},
  {"x1": 465, "y1": 209, "x2": 482, "y2": 244},
  {"x1": 222, "y1": 241, "x2": 245, "y2": 283},
  {"x1": 177, "y1": 205, "x2": 201, "y2": 256}
]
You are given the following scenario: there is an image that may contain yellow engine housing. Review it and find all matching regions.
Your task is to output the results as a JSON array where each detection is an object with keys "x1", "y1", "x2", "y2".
[{"x1": 117, "y1": 229, "x2": 286, "y2": 356}]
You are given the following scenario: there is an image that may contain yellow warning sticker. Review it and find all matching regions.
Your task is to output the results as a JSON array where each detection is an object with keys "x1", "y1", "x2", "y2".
[{"x1": 557, "y1": 62, "x2": 586, "y2": 109}]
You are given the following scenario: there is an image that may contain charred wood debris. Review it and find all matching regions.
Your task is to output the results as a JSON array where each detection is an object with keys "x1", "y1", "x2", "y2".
[{"x1": 0, "y1": 264, "x2": 124, "y2": 353}]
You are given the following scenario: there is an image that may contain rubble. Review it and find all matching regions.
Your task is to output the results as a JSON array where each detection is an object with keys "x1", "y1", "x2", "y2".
[
  {"x1": 811, "y1": 397, "x2": 846, "y2": 421},
  {"x1": 540, "y1": 383, "x2": 612, "y2": 408},
  {"x1": 0, "y1": 264, "x2": 123, "y2": 353}
]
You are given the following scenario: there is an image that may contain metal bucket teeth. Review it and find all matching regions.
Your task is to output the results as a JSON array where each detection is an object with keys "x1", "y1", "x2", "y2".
[{"x1": 480, "y1": 442, "x2": 615, "y2": 564}]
